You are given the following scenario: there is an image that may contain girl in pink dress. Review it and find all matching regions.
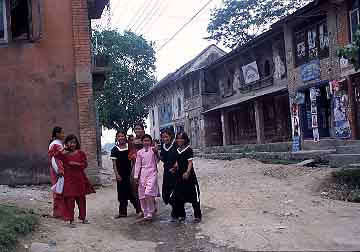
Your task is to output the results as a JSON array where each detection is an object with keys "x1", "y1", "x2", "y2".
[{"x1": 134, "y1": 134, "x2": 160, "y2": 221}]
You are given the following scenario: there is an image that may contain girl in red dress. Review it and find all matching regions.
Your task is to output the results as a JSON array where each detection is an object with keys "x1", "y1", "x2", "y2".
[
  {"x1": 48, "y1": 126, "x2": 65, "y2": 219},
  {"x1": 55, "y1": 134, "x2": 96, "y2": 227}
]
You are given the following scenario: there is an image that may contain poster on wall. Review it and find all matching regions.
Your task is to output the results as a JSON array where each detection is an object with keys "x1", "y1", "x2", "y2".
[
  {"x1": 290, "y1": 99, "x2": 301, "y2": 152},
  {"x1": 333, "y1": 92, "x2": 351, "y2": 139},
  {"x1": 242, "y1": 61, "x2": 260, "y2": 85}
]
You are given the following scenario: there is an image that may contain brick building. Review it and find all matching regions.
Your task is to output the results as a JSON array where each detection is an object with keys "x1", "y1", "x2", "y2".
[
  {"x1": 143, "y1": 45, "x2": 226, "y2": 146},
  {"x1": 0, "y1": 0, "x2": 109, "y2": 184}
]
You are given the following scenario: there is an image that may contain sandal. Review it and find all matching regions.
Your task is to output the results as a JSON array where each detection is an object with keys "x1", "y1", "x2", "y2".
[
  {"x1": 82, "y1": 219, "x2": 90, "y2": 224},
  {"x1": 69, "y1": 221, "x2": 76, "y2": 228},
  {"x1": 114, "y1": 214, "x2": 127, "y2": 219}
]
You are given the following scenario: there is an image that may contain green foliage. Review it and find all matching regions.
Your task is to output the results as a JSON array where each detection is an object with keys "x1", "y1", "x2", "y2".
[
  {"x1": 338, "y1": 28, "x2": 360, "y2": 71},
  {"x1": 0, "y1": 205, "x2": 38, "y2": 252},
  {"x1": 92, "y1": 30, "x2": 156, "y2": 132},
  {"x1": 207, "y1": 0, "x2": 310, "y2": 49}
]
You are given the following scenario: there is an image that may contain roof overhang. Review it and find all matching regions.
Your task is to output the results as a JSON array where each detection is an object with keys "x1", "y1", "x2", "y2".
[
  {"x1": 203, "y1": 85, "x2": 288, "y2": 114},
  {"x1": 88, "y1": 0, "x2": 109, "y2": 19}
]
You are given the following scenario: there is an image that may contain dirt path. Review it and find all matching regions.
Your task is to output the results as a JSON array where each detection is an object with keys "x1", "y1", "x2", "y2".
[{"x1": 2, "y1": 158, "x2": 360, "y2": 251}]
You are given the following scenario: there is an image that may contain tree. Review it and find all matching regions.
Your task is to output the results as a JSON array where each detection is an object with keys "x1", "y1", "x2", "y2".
[
  {"x1": 338, "y1": 27, "x2": 360, "y2": 71},
  {"x1": 207, "y1": 0, "x2": 310, "y2": 49},
  {"x1": 93, "y1": 30, "x2": 156, "y2": 132}
]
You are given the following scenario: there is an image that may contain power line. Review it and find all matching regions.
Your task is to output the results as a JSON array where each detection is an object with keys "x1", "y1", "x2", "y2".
[
  {"x1": 137, "y1": 0, "x2": 168, "y2": 34},
  {"x1": 125, "y1": 0, "x2": 148, "y2": 30},
  {"x1": 128, "y1": 0, "x2": 153, "y2": 31},
  {"x1": 134, "y1": 0, "x2": 163, "y2": 34},
  {"x1": 156, "y1": 0, "x2": 214, "y2": 52}
]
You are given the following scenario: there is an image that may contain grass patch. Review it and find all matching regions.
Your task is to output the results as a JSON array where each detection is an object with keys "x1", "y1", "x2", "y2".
[
  {"x1": 0, "y1": 205, "x2": 38, "y2": 252},
  {"x1": 327, "y1": 168, "x2": 360, "y2": 202}
]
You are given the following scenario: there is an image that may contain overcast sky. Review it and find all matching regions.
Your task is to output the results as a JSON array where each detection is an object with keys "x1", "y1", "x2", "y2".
[{"x1": 99, "y1": 0, "x2": 227, "y2": 144}]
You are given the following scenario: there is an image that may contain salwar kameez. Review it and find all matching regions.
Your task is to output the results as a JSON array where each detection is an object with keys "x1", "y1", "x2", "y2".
[
  {"x1": 48, "y1": 140, "x2": 65, "y2": 219},
  {"x1": 134, "y1": 148, "x2": 159, "y2": 218},
  {"x1": 56, "y1": 150, "x2": 95, "y2": 222}
]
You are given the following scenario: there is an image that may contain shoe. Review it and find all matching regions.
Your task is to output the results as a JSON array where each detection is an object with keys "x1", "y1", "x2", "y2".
[
  {"x1": 170, "y1": 216, "x2": 178, "y2": 222},
  {"x1": 69, "y1": 221, "x2": 76, "y2": 228},
  {"x1": 144, "y1": 214, "x2": 153, "y2": 221},
  {"x1": 178, "y1": 217, "x2": 185, "y2": 222},
  {"x1": 114, "y1": 213, "x2": 127, "y2": 219},
  {"x1": 194, "y1": 218, "x2": 201, "y2": 223},
  {"x1": 82, "y1": 219, "x2": 90, "y2": 224},
  {"x1": 137, "y1": 212, "x2": 144, "y2": 218}
]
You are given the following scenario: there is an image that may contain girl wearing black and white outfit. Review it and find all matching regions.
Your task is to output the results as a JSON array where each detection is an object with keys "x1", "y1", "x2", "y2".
[
  {"x1": 173, "y1": 132, "x2": 202, "y2": 222},
  {"x1": 159, "y1": 129, "x2": 178, "y2": 220}
]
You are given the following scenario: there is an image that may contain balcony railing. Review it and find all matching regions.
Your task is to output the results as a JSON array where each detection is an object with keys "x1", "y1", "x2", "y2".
[{"x1": 239, "y1": 75, "x2": 274, "y2": 94}]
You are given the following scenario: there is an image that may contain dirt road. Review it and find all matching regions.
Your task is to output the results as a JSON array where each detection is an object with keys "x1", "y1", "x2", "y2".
[{"x1": 2, "y1": 158, "x2": 360, "y2": 251}]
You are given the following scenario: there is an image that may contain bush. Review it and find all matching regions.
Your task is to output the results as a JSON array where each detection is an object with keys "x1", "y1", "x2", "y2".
[{"x1": 0, "y1": 205, "x2": 38, "y2": 252}]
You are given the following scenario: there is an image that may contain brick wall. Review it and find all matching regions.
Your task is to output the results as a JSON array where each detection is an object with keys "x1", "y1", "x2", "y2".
[{"x1": 72, "y1": 0, "x2": 101, "y2": 183}]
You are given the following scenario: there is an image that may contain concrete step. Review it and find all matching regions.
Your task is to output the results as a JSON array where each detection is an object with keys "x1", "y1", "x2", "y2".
[
  {"x1": 196, "y1": 150, "x2": 335, "y2": 162},
  {"x1": 336, "y1": 145, "x2": 360, "y2": 154},
  {"x1": 328, "y1": 154, "x2": 360, "y2": 168}
]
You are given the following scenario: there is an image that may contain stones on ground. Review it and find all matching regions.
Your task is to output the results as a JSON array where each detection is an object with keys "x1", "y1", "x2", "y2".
[
  {"x1": 30, "y1": 242, "x2": 56, "y2": 252},
  {"x1": 295, "y1": 159, "x2": 315, "y2": 167}
]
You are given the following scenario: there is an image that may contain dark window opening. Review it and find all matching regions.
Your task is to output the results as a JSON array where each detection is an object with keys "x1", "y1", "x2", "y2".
[
  {"x1": 177, "y1": 98, "x2": 181, "y2": 117},
  {"x1": 10, "y1": 0, "x2": 30, "y2": 40},
  {"x1": 264, "y1": 60, "x2": 271, "y2": 77},
  {"x1": 294, "y1": 17, "x2": 329, "y2": 66},
  {"x1": 0, "y1": 0, "x2": 5, "y2": 40},
  {"x1": 152, "y1": 110, "x2": 155, "y2": 126}
]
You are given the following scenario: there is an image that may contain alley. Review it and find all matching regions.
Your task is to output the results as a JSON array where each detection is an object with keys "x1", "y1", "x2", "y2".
[{"x1": 2, "y1": 158, "x2": 360, "y2": 251}]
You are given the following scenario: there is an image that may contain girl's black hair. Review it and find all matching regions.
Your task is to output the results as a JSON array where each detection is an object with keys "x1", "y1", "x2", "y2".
[
  {"x1": 64, "y1": 134, "x2": 81, "y2": 150},
  {"x1": 142, "y1": 134, "x2": 153, "y2": 142},
  {"x1": 50, "y1": 126, "x2": 63, "y2": 143},
  {"x1": 161, "y1": 128, "x2": 174, "y2": 138},
  {"x1": 176, "y1": 132, "x2": 190, "y2": 146},
  {"x1": 133, "y1": 123, "x2": 145, "y2": 130},
  {"x1": 115, "y1": 130, "x2": 127, "y2": 146}
]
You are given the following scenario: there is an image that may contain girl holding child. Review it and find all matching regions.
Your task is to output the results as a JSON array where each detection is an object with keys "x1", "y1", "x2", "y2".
[{"x1": 55, "y1": 134, "x2": 96, "y2": 227}]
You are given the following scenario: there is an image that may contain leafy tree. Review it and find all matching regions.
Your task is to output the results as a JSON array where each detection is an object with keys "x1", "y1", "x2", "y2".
[
  {"x1": 338, "y1": 27, "x2": 360, "y2": 71},
  {"x1": 93, "y1": 30, "x2": 156, "y2": 132},
  {"x1": 207, "y1": 0, "x2": 310, "y2": 49}
]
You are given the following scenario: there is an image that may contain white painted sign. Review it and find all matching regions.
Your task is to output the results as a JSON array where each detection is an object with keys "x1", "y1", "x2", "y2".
[{"x1": 242, "y1": 61, "x2": 260, "y2": 85}]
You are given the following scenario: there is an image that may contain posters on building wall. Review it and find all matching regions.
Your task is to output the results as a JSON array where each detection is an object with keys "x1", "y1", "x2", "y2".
[
  {"x1": 291, "y1": 99, "x2": 301, "y2": 152},
  {"x1": 300, "y1": 60, "x2": 320, "y2": 82},
  {"x1": 331, "y1": 80, "x2": 351, "y2": 139},
  {"x1": 242, "y1": 61, "x2": 260, "y2": 85},
  {"x1": 310, "y1": 87, "x2": 320, "y2": 142}
]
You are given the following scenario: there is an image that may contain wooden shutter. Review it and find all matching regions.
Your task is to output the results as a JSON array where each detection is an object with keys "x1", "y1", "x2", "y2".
[{"x1": 28, "y1": 0, "x2": 42, "y2": 42}]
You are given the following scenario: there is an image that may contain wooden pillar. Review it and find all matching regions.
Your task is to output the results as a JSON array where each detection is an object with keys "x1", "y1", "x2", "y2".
[
  {"x1": 347, "y1": 77, "x2": 357, "y2": 140},
  {"x1": 221, "y1": 110, "x2": 227, "y2": 146},
  {"x1": 254, "y1": 100, "x2": 265, "y2": 144}
]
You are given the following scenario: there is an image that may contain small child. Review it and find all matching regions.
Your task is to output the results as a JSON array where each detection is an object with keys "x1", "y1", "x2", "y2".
[{"x1": 134, "y1": 134, "x2": 160, "y2": 221}]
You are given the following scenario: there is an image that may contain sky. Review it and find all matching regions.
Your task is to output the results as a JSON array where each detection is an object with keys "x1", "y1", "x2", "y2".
[{"x1": 98, "y1": 0, "x2": 227, "y2": 145}]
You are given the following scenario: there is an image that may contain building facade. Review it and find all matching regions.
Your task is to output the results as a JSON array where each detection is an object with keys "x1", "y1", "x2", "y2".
[
  {"x1": 0, "y1": 0, "x2": 109, "y2": 184},
  {"x1": 144, "y1": 45, "x2": 226, "y2": 145}
]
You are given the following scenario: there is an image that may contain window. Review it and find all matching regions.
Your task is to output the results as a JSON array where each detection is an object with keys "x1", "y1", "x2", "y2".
[
  {"x1": 152, "y1": 110, "x2": 155, "y2": 126},
  {"x1": 264, "y1": 60, "x2": 271, "y2": 77},
  {"x1": 294, "y1": 19, "x2": 329, "y2": 66},
  {"x1": 0, "y1": 0, "x2": 7, "y2": 41},
  {"x1": 192, "y1": 80, "x2": 199, "y2": 96},
  {"x1": 177, "y1": 97, "x2": 181, "y2": 117},
  {"x1": 350, "y1": 8, "x2": 359, "y2": 42},
  {"x1": 0, "y1": 0, "x2": 42, "y2": 43}
]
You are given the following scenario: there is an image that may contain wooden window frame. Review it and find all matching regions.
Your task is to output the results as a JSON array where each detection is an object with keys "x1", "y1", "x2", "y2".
[
  {"x1": 294, "y1": 19, "x2": 329, "y2": 67},
  {"x1": 349, "y1": 8, "x2": 360, "y2": 42}
]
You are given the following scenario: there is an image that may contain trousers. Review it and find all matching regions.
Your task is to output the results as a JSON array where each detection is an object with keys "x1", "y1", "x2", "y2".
[{"x1": 63, "y1": 196, "x2": 86, "y2": 221}]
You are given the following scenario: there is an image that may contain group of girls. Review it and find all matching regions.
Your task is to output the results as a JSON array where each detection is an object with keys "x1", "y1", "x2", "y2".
[
  {"x1": 48, "y1": 127, "x2": 95, "y2": 228},
  {"x1": 111, "y1": 124, "x2": 202, "y2": 222}
]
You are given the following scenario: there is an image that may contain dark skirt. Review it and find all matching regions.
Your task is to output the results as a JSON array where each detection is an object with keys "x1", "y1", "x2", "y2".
[
  {"x1": 162, "y1": 168, "x2": 176, "y2": 205},
  {"x1": 172, "y1": 172, "x2": 200, "y2": 204}
]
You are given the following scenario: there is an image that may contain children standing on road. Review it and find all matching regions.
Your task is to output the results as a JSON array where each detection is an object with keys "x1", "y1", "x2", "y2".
[
  {"x1": 110, "y1": 131, "x2": 141, "y2": 217},
  {"x1": 173, "y1": 132, "x2": 202, "y2": 222},
  {"x1": 159, "y1": 129, "x2": 178, "y2": 220},
  {"x1": 55, "y1": 134, "x2": 96, "y2": 227},
  {"x1": 134, "y1": 134, "x2": 160, "y2": 221}
]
